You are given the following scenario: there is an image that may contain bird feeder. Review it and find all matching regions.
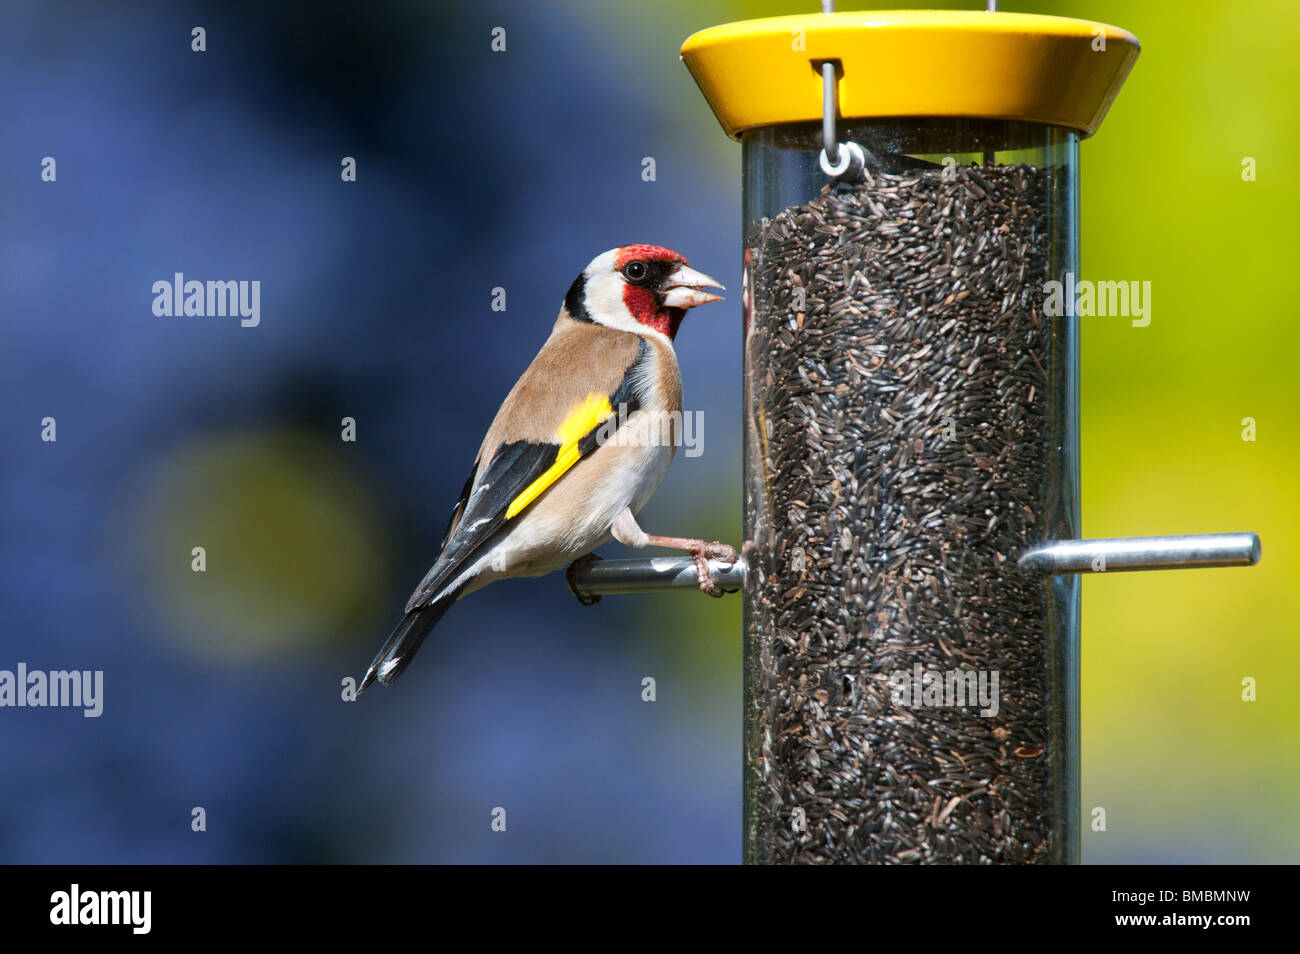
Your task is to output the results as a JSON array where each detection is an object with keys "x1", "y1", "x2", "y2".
[{"x1": 571, "y1": 7, "x2": 1259, "y2": 865}]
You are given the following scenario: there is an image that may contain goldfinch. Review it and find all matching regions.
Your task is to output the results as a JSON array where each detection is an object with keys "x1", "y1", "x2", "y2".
[{"x1": 359, "y1": 245, "x2": 731, "y2": 691}]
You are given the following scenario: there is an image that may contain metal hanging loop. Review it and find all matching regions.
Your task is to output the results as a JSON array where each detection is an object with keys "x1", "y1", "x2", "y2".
[
  {"x1": 818, "y1": 52, "x2": 865, "y2": 179},
  {"x1": 821, "y1": 60, "x2": 841, "y2": 166},
  {"x1": 820, "y1": 140, "x2": 864, "y2": 177}
]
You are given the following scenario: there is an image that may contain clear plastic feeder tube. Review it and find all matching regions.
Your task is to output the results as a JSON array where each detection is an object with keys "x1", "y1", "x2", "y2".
[{"x1": 742, "y1": 119, "x2": 1078, "y2": 863}]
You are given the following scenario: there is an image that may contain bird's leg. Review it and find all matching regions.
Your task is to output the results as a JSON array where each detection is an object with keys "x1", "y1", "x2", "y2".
[
  {"x1": 610, "y1": 508, "x2": 736, "y2": 598},
  {"x1": 643, "y1": 535, "x2": 739, "y2": 562},
  {"x1": 565, "y1": 552, "x2": 603, "y2": 606}
]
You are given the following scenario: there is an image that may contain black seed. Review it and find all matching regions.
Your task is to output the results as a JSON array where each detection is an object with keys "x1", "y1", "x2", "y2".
[{"x1": 743, "y1": 163, "x2": 1056, "y2": 865}]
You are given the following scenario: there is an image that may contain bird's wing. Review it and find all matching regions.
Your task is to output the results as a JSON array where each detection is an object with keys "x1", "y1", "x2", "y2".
[{"x1": 405, "y1": 321, "x2": 648, "y2": 612}]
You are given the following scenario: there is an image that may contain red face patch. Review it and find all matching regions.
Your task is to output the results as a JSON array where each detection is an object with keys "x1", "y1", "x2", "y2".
[
  {"x1": 614, "y1": 244, "x2": 686, "y2": 269},
  {"x1": 622, "y1": 286, "x2": 686, "y2": 339}
]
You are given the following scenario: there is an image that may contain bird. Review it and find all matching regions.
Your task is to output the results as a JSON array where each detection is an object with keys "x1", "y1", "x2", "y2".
[{"x1": 359, "y1": 244, "x2": 733, "y2": 692}]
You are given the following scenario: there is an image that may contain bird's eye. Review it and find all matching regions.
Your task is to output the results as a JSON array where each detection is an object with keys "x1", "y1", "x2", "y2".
[{"x1": 622, "y1": 260, "x2": 649, "y2": 284}]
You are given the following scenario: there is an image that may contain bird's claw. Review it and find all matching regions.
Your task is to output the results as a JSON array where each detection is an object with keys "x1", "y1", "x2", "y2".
[
  {"x1": 690, "y1": 541, "x2": 738, "y2": 598},
  {"x1": 566, "y1": 553, "x2": 603, "y2": 606},
  {"x1": 700, "y1": 541, "x2": 739, "y2": 563}
]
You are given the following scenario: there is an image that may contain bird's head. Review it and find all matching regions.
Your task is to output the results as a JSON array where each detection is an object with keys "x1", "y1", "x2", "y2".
[{"x1": 564, "y1": 245, "x2": 724, "y2": 341}]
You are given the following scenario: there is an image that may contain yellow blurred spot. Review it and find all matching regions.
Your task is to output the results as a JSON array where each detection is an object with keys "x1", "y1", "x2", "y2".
[{"x1": 125, "y1": 430, "x2": 389, "y2": 662}]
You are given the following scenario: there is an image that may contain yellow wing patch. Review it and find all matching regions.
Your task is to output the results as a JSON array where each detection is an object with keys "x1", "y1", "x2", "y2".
[{"x1": 504, "y1": 393, "x2": 614, "y2": 520}]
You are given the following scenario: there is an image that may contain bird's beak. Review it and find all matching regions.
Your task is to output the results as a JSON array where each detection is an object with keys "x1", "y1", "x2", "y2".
[{"x1": 662, "y1": 265, "x2": 725, "y2": 309}]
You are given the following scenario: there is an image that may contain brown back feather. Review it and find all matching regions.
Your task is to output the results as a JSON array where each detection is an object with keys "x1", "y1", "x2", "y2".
[{"x1": 476, "y1": 313, "x2": 644, "y2": 463}]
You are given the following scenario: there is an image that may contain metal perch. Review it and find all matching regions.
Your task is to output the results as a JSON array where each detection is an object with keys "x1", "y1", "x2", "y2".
[
  {"x1": 1019, "y1": 533, "x2": 1261, "y2": 575},
  {"x1": 569, "y1": 555, "x2": 745, "y2": 597},
  {"x1": 567, "y1": 531, "x2": 1261, "y2": 598}
]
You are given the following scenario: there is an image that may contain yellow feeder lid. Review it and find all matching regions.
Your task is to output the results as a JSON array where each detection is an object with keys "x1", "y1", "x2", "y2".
[{"x1": 681, "y1": 10, "x2": 1139, "y2": 140}]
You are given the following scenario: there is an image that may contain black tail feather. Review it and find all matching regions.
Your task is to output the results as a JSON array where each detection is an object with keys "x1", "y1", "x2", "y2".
[{"x1": 358, "y1": 587, "x2": 460, "y2": 693}]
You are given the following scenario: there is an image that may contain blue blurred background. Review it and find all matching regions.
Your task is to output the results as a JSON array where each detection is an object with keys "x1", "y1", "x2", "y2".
[{"x1": 1, "y1": 0, "x2": 1295, "y2": 863}]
